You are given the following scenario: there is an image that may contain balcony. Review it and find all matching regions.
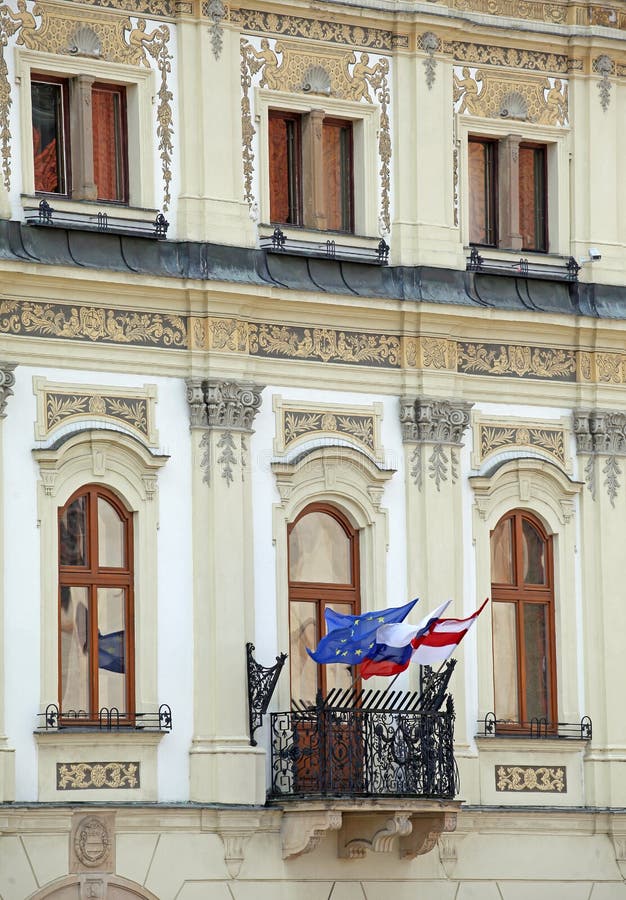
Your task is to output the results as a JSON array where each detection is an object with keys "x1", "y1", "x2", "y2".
[{"x1": 267, "y1": 687, "x2": 459, "y2": 859}]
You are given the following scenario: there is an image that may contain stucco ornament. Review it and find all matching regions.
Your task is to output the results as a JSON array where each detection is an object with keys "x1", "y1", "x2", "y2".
[{"x1": 74, "y1": 816, "x2": 111, "y2": 867}]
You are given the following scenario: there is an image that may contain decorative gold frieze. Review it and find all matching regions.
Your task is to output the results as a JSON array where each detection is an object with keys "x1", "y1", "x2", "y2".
[
  {"x1": 495, "y1": 765, "x2": 566, "y2": 793},
  {"x1": 449, "y1": 0, "x2": 567, "y2": 23},
  {"x1": 472, "y1": 416, "x2": 569, "y2": 471},
  {"x1": 249, "y1": 322, "x2": 401, "y2": 367},
  {"x1": 273, "y1": 396, "x2": 383, "y2": 460},
  {"x1": 231, "y1": 8, "x2": 392, "y2": 51},
  {"x1": 453, "y1": 66, "x2": 568, "y2": 124},
  {"x1": 446, "y1": 41, "x2": 569, "y2": 74},
  {"x1": 34, "y1": 378, "x2": 158, "y2": 446},
  {"x1": 0, "y1": 298, "x2": 187, "y2": 348},
  {"x1": 457, "y1": 342, "x2": 576, "y2": 381},
  {"x1": 58, "y1": 761, "x2": 140, "y2": 790}
]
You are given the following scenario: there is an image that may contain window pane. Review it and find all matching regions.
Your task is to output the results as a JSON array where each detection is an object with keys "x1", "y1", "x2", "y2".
[
  {"x1": 97, "y1": 587, "x2": 126, "y2": 712},
  {"x1": 268, "y1": 113, "x2": 300, "y2": 225},
  {"x1": 323, "y1": 121, "x2": 353, "y2": 232},
  {"x1": 324, "y1": 602, "x2": 355, "y2": 695},
  {"x1": 60, "y1": 496, "x2": 88, "y2": 567},
  {"x1": 31, "y1": 80, "x2": 67, "y2": 194},
  {"x1": 92, "y1": 86, "x2": 126, "y2": 202},
  {"x1": 468, "y1": 140, "x2": 495, "y2": 245},
  {"x1": 493, "y1": 601, "x2": 519, "y2": 723},
  {"x1": 523, "y1": 603, "x2": 549, "y2": 721},
  {"x1": 290, "y1": 600, "x2": 318, "y2": 704},
  {"x1": 289, "y1": 512, "x2": 351, "y2": 583},
  {"x1": 98, "y1": 497, "x2": 125, "y2": 568},
  {"x1": 519, "y1": 146, "x2": 546, "y2": 252},
  {"x1": 491, "y1": 518, "x2": 514, "y2": 584},
  {"x1": 522, "y1": 519, "x2": 546, "y2": 584},
  {"x1": 60, "y1": 586, "x2": 90, "y2": 713}
]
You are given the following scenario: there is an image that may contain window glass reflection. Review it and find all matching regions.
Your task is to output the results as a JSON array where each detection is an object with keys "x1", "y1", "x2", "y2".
[{"x1": 289, "y1": 511, "x2": 351, "y2": 583}]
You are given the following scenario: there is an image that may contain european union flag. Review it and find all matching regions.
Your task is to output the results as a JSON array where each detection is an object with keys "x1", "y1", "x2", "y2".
[{"x1": 308, "y1": 599, "x2": 419, "y2": 665}]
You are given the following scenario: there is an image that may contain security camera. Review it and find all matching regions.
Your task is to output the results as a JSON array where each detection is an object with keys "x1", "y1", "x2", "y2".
[{"x1": 589, "y1": 247, "x2": 601, "y2": 261}]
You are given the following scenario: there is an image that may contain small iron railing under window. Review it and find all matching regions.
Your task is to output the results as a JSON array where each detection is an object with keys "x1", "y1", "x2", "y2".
[
  {"x1": 477, "y1": 712, "x2": 592, "y2": 740},
  {"x1": 38, "y1": 703, "x2": 173, "y2": 732},
  {"x1": 25, "y1": 200, "x2": 169, "y2": 239}
]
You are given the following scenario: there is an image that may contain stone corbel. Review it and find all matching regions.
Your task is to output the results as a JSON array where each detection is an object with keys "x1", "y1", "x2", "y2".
[
  {"x1": 338, "y1": 810, "x2": 457, "y2": 859},
  {"x1": 400, "y1": 811, "x2": 457, "y2": 860},
  {"x1": 217, "y1": 810, "x2": 261, "y2": 877},
  {"x1": 281, "y1": 810, "x2": 342, "y2": 859}
]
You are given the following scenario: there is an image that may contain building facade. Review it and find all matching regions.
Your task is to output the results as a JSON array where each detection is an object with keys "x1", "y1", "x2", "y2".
[{"x1": 0, "y1": 0, "x2": 625, "y2": 895}]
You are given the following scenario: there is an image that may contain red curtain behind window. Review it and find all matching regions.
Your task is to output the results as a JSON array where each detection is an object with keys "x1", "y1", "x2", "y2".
[
  {"x1": 268, "y1": 114, "x2": 291, "y2": 224},
  {"x1": 519, "y1": 146, "x2": 538, "y2": 250},
  {"x1": 92, "y1": 87, "x2": 121, "y2": 202}
]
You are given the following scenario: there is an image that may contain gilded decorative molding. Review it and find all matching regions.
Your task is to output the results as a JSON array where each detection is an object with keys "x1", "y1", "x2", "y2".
[
  {"x1": 273, "y1": 396, "x2": 383, "y2": 460},
  {"x1": 457, "y1": 342, "x2": 576, "y2": 381},
  {"x1": 449, "y1": 0, "x2": 567, "y2": 23},
  {"x1": 594, "y1": 55, "x2": 613, "y2": 112},
  {"x1": 420, "y1": 336, "x2": 457, "y2": 371},
  {"x1": 473, "y1": 417, "x2": 569, "y2": 470},
  {"x1": 453, "y1": 65, "x2": 568, "y2": 124},
  {"x1": 452, "y1": 144, "x2": 459, "y2": 227},
  {"x1": 231, "y1": 8, "x2": 392, "y2": 51},
  {"x1": 67, "y1": 0, "x2": 175, "y2": 15},
  {"x1": 400, "y1": 397, "x2": 473, "y2": 445},
  {"x1": 250, "y1": 322, "x2": 401, "y2": 367},
  {"x1": 0, "y1": 298, "x2": 187, "y2": 347},
  {"x1": 445, "y1": 41, "x2": 569, "y2": 74},
  {"x1": 495, "y1": 765, "x2": 566, "y2": 793},
  {"x1": 240, "y1": 37, "x2": 391, "y2": 230},
  {"x1": 0, "y1": 362, "x2": 16, "y2": 417},
  {"x1": 34, "y1": 378, "x2": 158, "y2": 446},
  {"x1": 57, "y1": 761, "x2": 140, "y2": 790}
]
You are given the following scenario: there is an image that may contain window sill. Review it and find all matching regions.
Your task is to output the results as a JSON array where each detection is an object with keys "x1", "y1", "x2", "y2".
[
  {"x1": 259, "y1": 224, "x2": 389, "y2": 265},
  {"x1": 23, "y1": 197, "x2": 169, "y2": 239}
]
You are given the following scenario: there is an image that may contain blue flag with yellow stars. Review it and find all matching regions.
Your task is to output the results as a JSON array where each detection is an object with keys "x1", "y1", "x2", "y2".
[{"x1": 307, "y1": 599, "x2": 419, "y2": 665}]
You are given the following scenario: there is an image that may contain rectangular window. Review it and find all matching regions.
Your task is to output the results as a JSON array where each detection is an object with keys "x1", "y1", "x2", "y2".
[
  {"x1": 519, "y1": 144, "x2": 547, "y2": 252},
  {"x1": 268, "y1": 110, "x2": 302, "y2": 226},
  {"x1": 322, "y1": 118, "x2": 353, "y2": 233},
  {"x1": 31, "y1": 76, "x2": 70, "y2": 195},
  {"x1": 468, "y1": 137, "x2": 497, "y2": 246},
  {"x1": 92, "y1": 83, "x2": 128, "y2": 203}
]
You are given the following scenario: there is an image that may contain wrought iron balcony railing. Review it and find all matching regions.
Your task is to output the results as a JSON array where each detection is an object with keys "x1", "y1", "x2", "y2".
[
  {"x1": 37, "y1": 703, "x2": 172, "y2": 732},
  {"x1": 269, "y1": 688, "x2": 457, "y2": 801},
  {"x1": 477, "y1": 712, "x2": 592, "y2": 740}
]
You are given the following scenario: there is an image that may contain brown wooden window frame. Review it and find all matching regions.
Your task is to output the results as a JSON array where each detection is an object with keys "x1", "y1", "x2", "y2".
[
  {"x1": 58, "y1": 484, "x2": 135, "y2": 723},
  {"x1": 30, "y1": 73, "x2": 129, "y2": 205},
  {"x1": 468, "y1": 135, "x2": 549, "y2": 254},
  {"x1": 31, "y1": 73, "x2": 72, "y2": 198},
  {"x1": 287, "y1": 502, "x2": 360, "y2": 700},
  {"x1": 268, "y1": 109, "x2": 303, "y2": 226},
  {"x1": 268, "y1": 108, "x2": 355, "y2": 235},
  {"x1": 490, "y1": 509, "x2": 557, "y2": 733},
  {"x1": 468, "y1": 136, "x2": 498, "y2": 248},
  {"x1": 518, "y1": 142, "x2": 547, "y2": 253}
]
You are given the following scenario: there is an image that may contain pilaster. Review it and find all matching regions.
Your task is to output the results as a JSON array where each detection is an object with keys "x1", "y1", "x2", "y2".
[
  {"x1": 498, "y1": 133, "x2": 523, "y2": 251},
  {"x1": 0, "y1": 363, "x2": 16, "y2": 801},
  {"x1": 400, "y1": 397, "x2": 472, "y2": 746},
  {"x1": 187, "y1": 378, "x2": 265, "y2": 804},
  {"x1": 574, "y1": 410, "x2": 626, "y2": 808},
  {"x1": 302, "y1": 109, "x2": 327, "y2": 231},
  {"x1": 70, "y1": 75, "x2": 97, "y2": 201}
]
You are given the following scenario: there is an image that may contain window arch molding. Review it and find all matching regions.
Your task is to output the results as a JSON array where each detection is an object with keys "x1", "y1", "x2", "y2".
[
  {"x1": 469, "y1": 457, "x2": 583, "y2": 727},
  {"x1": 272, "y1": 445, "x2": 395, "y2": 709},
  {"x1": 33, "y1": 428, "x2": 168, "y2": 715}
]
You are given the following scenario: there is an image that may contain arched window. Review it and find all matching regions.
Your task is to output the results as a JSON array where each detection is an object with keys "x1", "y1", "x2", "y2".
[
  {"x1": 490, "y1": 510, "x2": 556, "y2": 729},
  {"x1": 58, "y1": 485, "x2": 134, "y2": 721},
  {"x1": 288, "y1": 503, "x2": 360, "y2": 703}
]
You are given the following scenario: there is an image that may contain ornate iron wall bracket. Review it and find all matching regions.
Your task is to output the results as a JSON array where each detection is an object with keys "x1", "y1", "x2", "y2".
[{"x1": 246, "y1": 642, "x2": 287, "y2": 745}]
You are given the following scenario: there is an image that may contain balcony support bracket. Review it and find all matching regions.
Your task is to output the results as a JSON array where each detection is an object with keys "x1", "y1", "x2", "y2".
[
  {"x1": 281, "y1": 810, "x2": 342, "y2": 859},
  {"x1": 338, "y1": 809, "x2": 457, "y2": 860}
]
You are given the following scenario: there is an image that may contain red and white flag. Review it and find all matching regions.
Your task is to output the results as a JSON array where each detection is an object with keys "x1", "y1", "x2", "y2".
[{"x1": 410, "y1": 598, "x2": 489, "y2": 665}]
